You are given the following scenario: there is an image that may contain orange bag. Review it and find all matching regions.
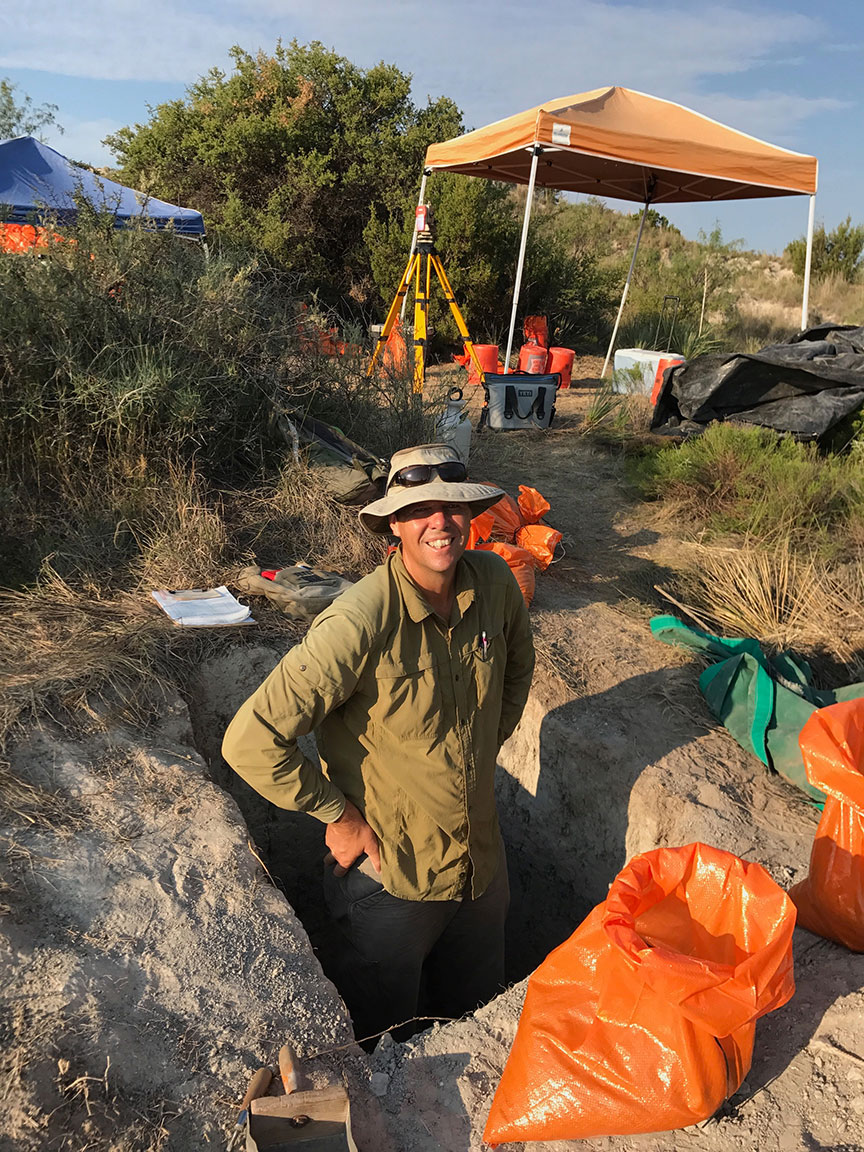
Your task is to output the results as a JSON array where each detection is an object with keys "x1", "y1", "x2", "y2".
[
  {"x1": 484, "y1": 843, "x2": 796, "y2": 1145},
  {"x1": 523, "y1": 315, "x2": 549, "y2": 348},
  {"x1": 789, "y1": 699, "x2": 864, "y2": 950},
  {"x1": 516, "y1": 485, "x2": 551, "y2": 524},
  {"x1": 381, "y1": 319, "x2": 408, "y2": 375},
  {"x1": 472, "y1": 491, "x2": 523, "y2": 543},
  {"x1": 516, "y1": 523, "x2": 562, "y2": 570},
  {"x1": 474, "y1": 542, "x2": 535, "y2": 606}
]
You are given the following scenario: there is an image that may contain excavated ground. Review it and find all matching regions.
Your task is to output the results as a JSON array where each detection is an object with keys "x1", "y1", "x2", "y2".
[{"x1": 2, "y1": 383, "x2": 863, "y2": 1152}]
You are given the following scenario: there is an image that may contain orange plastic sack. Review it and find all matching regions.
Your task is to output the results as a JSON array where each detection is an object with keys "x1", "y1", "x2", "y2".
[
  {"x1": 516, "y1": 523, "x2": 562, "y2": 570},
  {"x1": 484, "y1": 843, "x2": 796, "y2": 1145},
  {"x1": 523, "y1": 315, "x2": 549, "y2": 348},
  {"x1": 789, "y1": 699, "x2": 864, "y2": 950},
  {"x1": 474, "y1": 542, "x2": 535, "y2": 606},
  {"x1": 381, "y1": 319, "x2": 408, "y2": 374},
  {"x1": 516, "y1": 485, "x2": 551, "y2": 524},
  {"x1": 473, "y1": 491, "x2": 523, "y2": 543}
]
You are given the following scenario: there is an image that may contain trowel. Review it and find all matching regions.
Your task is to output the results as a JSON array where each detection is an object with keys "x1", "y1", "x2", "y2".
[{"x1": 246, "y1": 1043, "x2": 357, "y2": 1152}]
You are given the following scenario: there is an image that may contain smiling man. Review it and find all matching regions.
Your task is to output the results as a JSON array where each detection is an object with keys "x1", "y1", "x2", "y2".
[{"x1": 222, "y1": 443, "x2": 535, "y2": 1040}]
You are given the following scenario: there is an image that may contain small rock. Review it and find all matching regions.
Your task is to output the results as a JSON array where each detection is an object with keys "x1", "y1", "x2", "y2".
[{"x1": 370, "y1": 1072, "x2": 390, "y2": 1097}]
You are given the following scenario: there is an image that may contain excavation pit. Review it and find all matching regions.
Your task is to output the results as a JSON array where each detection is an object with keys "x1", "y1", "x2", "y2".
[{"x1": 185, "y1": 625, "x2": 818, "y2": 1036}]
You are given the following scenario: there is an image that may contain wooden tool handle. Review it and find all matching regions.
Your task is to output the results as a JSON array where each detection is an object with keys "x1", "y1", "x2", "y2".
[
  {"x1": 241, "y1": 1066, "x2": 273, "y2": 1109},
  {"x1": 278, "y1": 1044, "x2": 299, "y2": 1095}
]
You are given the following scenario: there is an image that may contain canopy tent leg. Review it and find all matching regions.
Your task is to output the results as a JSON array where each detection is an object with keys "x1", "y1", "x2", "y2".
[
  {"x1": 800, "y1": 194, "x2": 816, "y2": 332},
  {"x1": 602, "y1": 199, "x2": 650, "y2": 379},
  {"x1": 401, "y1": 169, "x2": 429, "y2": 322},
  {"x1": 503, "y1": 146, "x2": 541, "y2": 374}
]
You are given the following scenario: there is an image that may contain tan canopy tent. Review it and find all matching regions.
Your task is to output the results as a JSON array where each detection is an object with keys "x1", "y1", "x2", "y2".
[{"x1": 421, "y1": 86, "x2": 819, "y2": 373}]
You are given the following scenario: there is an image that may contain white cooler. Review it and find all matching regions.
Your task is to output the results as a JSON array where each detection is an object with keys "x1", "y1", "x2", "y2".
[{"x1": 613, "y1": 348, "x2": 682, "y2": 395}]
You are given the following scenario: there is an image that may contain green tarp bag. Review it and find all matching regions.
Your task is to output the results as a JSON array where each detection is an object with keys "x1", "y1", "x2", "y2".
[{"x1": 651, "y1": 615, "x2": 864, "y2": 806}]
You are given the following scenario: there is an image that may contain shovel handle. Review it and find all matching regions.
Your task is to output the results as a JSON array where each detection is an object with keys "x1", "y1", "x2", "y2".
[
  {"x1": 278, "y1": 1044, "x2": 299, "y2": 1094},
  {"x1": 241, "y1": 1066, "x2": 273, "y2": 1110}
]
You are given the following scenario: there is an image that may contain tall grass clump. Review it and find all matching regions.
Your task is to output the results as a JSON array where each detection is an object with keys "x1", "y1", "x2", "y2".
[{"x1": 631, "y1": 422, "x2": 864, "y2": 556}]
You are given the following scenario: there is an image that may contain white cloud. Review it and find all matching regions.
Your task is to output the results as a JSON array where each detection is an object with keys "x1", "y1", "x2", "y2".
[
  {"x1": 0, "y1": 0, "x2": 824, "y2": 95},
  {"x1": 0, "y1": 1, "x2": 246, "y2": 83},
  {"x1": 678, "y1": 91, "x2": 849, "y2": 145},
  {"x1": 39, "y1": 118, "x2": 121, "y2": 168},
  {"x1": 0, "y1": 0, "x2": 839, "y2": 165}
]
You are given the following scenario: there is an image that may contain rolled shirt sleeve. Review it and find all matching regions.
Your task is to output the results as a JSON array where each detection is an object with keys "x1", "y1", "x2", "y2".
[{"x1": 221, "y1": 606, "x2": 372, "y2": 824}]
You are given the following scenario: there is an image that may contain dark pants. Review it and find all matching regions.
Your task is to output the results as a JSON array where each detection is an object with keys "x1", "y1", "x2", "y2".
[{"x1": 322, "y1": 850, "x2": 509, "y2": 1043}]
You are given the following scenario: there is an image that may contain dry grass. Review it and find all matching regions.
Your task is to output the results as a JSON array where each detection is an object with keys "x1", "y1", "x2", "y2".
[
  {"x1": 233, "y1": 462, "x2": 386, "y2": 577},
  {"x1": 0, "y1": 459, "x2": 385, "y2": 748},
  {"x1": 664, "y1": 541, "x2": 864, "y2": 674},
  {"x1": 579, "y1": 385, "x2": 654, "y2": 443},
  {"x1": 0, "y1": 569, "x2": 184, "y2": 746},
  {"x1": 730, "y1": 263, "x2": 864, "y2": 349},
  {"x1": 133, "y1": 465, "x2": 230, "y2": 591}
]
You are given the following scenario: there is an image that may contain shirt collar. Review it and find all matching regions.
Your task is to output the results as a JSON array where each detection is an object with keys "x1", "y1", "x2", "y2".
[{"x1": 392, "y1": 548, "x2": 477, "y2": 624}]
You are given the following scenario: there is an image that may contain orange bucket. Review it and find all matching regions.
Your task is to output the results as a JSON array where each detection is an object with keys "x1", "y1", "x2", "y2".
[
  {"x1": 546, "y1": 346, "x2": 576, "y2": 388},
  {"x1": 651, "y1": 356, "x2": 685, "y2": 405},
  {"x1": 518, "y1": 343, "x2": 548, "y2": 374},
  {"x1": 467, "y1": 343, "x2": 499, "y2": 385}
]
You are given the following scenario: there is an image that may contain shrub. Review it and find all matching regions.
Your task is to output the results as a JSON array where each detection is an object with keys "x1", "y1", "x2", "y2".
[
  {"x1": 631, "y1": 423, "x2": 864, "y2": 557},
  {"x1": 0, "y1": 214, "x2": 432, "y2": 590},
  {"x1": 786, "y1": 217, "x2": 864, "y2": 283}
]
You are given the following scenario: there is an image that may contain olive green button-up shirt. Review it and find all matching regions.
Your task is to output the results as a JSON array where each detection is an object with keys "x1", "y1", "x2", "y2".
[{"x1": 221, "y1": 548, "x2": 535, "y2": 901}]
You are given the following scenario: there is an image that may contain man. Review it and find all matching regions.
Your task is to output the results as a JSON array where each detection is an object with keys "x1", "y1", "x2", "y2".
[{"x1": 222, "y1": 443, "x2": 535, "y2": 1040}]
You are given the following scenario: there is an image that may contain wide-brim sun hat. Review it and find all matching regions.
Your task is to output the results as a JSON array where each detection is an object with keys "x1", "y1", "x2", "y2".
[{"x1": 358, "y1": 443, "x2": 505, "y2": 535}]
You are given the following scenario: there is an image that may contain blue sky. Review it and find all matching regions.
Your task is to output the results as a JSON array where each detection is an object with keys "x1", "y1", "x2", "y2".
[{"x1": 1, "y1": 0, "x2": 860, "y2": 254}]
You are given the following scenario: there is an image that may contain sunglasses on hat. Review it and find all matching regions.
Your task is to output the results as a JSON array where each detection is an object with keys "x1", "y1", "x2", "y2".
[{"x1": 388, "y1": 461, "x2": 468, "y2": 489}]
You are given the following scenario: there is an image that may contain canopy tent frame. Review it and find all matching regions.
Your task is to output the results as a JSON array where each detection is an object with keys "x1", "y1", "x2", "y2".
[{"x1": 418, "y1": 87, "x2": 818, "y2": 374}]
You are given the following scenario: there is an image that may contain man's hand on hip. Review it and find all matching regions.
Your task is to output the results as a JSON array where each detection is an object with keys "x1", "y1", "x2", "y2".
[{"x1": 325, "y1": 800, "x2": 381, "y2": 877}]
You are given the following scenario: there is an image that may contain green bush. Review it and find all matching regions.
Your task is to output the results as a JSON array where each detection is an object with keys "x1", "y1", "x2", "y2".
[
  {"x1": 630, "y1": 422, "x2": 864, "y2": 556},
  {"x1": 106, "y1": 41, "x2": 463, "y2": 313},
  {"x1": 0, "y1": 220, "x2": 296, "y2": 490},
  {"x1": 786, "y1": 216, "x2": 864, "y2": 283}
]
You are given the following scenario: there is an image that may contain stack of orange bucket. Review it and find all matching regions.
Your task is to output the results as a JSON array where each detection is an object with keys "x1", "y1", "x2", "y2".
[{"x1": 517, "y1": 316, "x2": 575, "y2": 387}]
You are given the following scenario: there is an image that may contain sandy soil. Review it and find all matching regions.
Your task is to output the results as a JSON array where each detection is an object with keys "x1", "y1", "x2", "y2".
[{"x1": 2, "y1": 377, "x2": 863, "y2": 1151}]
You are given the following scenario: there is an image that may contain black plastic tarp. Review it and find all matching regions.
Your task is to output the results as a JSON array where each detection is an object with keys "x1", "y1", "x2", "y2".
[{"x1": 652, "y1": 325, "x2": 864, "y2": 439}]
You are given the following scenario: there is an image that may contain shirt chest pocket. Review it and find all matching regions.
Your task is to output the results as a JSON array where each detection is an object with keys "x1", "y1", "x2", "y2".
[
  {"x1": 370, "y1": 652, "x2": 442, "y2": 740},
  {"x1": 470, "y1": 621, "x2": 506, "y2": 710}
]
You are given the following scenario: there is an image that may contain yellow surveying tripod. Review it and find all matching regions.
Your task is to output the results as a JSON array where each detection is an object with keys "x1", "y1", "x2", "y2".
[{"x1": 367, "y1": 206, "x2": 486, "y2": 394}]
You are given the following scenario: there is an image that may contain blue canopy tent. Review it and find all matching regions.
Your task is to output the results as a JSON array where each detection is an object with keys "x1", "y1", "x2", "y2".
[{"x1": 0, "y1": 136, "x2": 205, "y2": 236}]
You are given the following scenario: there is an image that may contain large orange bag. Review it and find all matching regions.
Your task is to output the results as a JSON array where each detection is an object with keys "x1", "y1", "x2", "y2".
[
  {"x1": 474, "y1": 542, "x2": 536, "y2": 607},
  {"x1": 516, "y1": 485, "x2": 550, "y2": 524},
  {"x1": 479, "y1": 492, "x2": 524, "y2": 542},
  {"x1": 789, "y1": 699, "x2": 864, "y2": 950},
  {"x1": 515, "y1": 523, "x2": 561, "y2": 570},
  {"x1": 484, "y1": 842, "x2": 796, "y2": 1145}
]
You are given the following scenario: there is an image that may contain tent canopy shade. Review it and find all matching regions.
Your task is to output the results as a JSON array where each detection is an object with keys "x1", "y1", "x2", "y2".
[
  {"x1": 0, "y1": 136, "x2": 205, "y2": 236},
  {"x1": 424, "y1": 86, "x2": 818, "y2": 202},
  {"x1": 423, "y1": 85, "x2": 818, "y2": 369}
]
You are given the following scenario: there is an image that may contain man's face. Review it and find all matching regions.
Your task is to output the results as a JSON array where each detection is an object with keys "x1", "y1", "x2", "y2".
[{"x1": 389, "y1": 500, "x2": 472, "y2": 582}]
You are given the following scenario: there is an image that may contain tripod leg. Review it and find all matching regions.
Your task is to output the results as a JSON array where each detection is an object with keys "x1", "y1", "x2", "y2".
[
  {"x1": 367, "y1": 253, "x2": 417, "y2": 378},
  {"x1": 431, "y1": 255, "x2": 486, "y2": 383},
  {"x1": 413, "y1": 252, "x2": 431, "y2": 394}
]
